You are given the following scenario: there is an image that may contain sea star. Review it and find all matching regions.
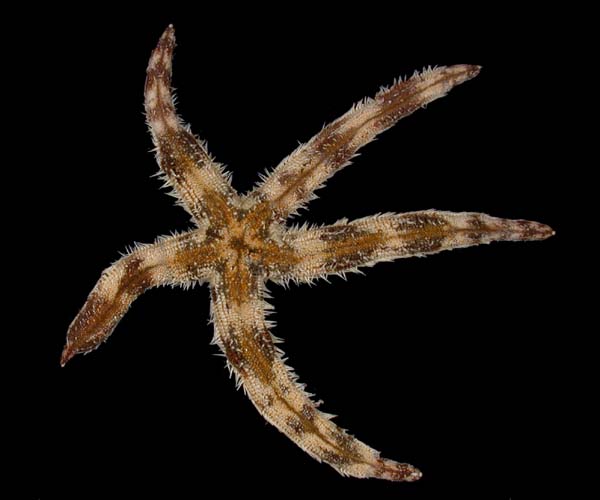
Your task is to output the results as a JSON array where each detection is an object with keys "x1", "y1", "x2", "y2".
[{"x1": 62, "y1": 25, "x2": 553, "y2": 481}]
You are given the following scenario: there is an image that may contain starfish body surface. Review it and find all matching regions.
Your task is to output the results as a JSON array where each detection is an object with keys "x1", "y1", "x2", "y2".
[{"x1": 62, "y1": 26, "x2": 553, "y2": 481}]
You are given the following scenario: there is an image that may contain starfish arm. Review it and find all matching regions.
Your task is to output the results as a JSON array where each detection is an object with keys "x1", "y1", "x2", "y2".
[
  {"x1": 61, "y1": 228, "x2": 218, "y2": 366},
  {"x1": 273, "y1": 211, "x2": 554, "y2": 283},
  {"x1": 145, "y1": 26, "x2": 237, "y2": 224},
  {"x1": 210, "y1": 265, "x2": 421, "y2": 481},
  {"x1": 251, "y1": 65, "x2": 481, "y2": 219}
]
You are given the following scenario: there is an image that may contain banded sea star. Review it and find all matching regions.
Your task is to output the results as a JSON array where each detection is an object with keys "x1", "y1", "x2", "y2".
[{"x1": 62, "y1": 25, "x2": 553, "y2": 481}]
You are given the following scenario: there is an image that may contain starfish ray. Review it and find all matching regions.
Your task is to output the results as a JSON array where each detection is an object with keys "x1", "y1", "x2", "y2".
[{"x1": 62, "y1": 25, "x2": 553, "y2": 482}]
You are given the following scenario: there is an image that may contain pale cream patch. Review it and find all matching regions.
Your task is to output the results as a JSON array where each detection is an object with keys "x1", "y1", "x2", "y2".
[
  {"x1": 150, "y1": 118, "x2": 166, "y2": 135},
  {"x1": 98, "y1": 264, "x2": 126, "y2": 302},
  {"x1": 145, "y1": 83, "x2": 158, "y2": 107},
  {"x1": 414, "y1": 76, "x2": 452, "y2": 104},
  {"x1": 149, "y1": 50, "x2": 162, "y2": 68},
  {"x1": 285, "y1": 230, "x2": 328, "y2": 255},
  {"x1": 157, "y1": 81, "x2": 171, "y2": 100},
  {"x1": 141, "y1": 246, "x2": 164, "y2": 267},
  {"x1": 149, "y1": 265, "x2": 169, "y2": 284},
  {"x1": 415, "y1": 66, "x2": 474, "y2": 105},
  {"x1": 162, "y1": 55, "x2": 172, "y2": 72},
  {"x1": 165, "y1": 114, "x2": 179, "y2": 129}
]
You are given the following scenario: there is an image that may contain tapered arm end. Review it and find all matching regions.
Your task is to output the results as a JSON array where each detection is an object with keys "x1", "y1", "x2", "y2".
[
  {"x1": 489, "y1": 217, "x2": 555, "y2": 242},
  {"x1": 61, "y1": 229, "x2": 218, "y2": 367},
  {"x1": 375, "y1": 459, "x2": 423, "y2": 482},
  {"x1": 448, "y1": 64, "x2": 482, "y2": 83},
  {"x1": 60, "y1": 344, "x2": 76, "y2": 367}
]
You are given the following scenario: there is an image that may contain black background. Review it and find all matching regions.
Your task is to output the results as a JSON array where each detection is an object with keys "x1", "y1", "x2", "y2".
[{"x1": 15, "y1": 7, "x2": 571, "y2": 499}]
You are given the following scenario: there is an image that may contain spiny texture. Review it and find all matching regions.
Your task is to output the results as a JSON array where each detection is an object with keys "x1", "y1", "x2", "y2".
[{"x1": 62, "y1": 25, "x2": 554, "y2": 482}]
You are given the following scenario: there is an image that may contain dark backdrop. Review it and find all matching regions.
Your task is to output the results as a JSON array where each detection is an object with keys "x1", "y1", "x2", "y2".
[{"x1": 16, "y1": 7, "x2": 568, "y2": 499}]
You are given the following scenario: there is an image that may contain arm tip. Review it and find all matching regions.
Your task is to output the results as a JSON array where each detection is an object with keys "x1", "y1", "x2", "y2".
[
  {"x1": 60, "y1": 344, "x2": 74, "y2": 367},
  {"x1": 447, "y1": 64, "x2": 482, "y2": 83},
  {"x1": 158, "y1": 25, "x2": 176, "y2": 46}
]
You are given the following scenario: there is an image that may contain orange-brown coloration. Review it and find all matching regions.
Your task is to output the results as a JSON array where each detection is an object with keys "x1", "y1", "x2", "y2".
[{"x1": 63, "y1": 25, "x2": 553, "y2": 482}]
